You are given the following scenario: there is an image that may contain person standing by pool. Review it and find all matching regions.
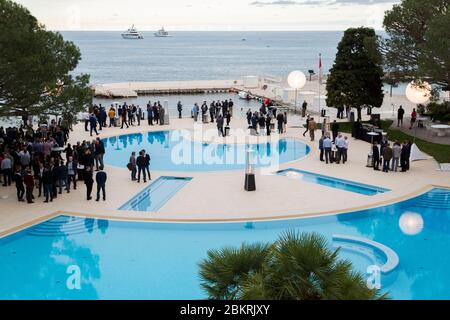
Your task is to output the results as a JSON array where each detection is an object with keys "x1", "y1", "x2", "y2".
[
  {"x1": 94, "y1": 138, "x2": 105, "y2": 171},
  {"x1": 42, "y1": 165, "x2": 53, "y2": 202},
  {"x1": 137, "y1": 106, "x2": 142, "y2": 126},
  {"x1": 84, "y1": 166, "x2": 94, "y2": 200},
  {"x1": 335, "y1": 134, "x2": 345, "y2": 164},
  {"x1": 266, "y1": 115, "x2": 272, "y2": 136},
  {"x1": 96, "y1": 166, "x2": 107, "y2": 202},
  {"x1": 160, "y1": 106, "x2": 165, "y2": 125},
  {"x1": 301, "y1": 101, "x2": 308, "y2": 118},
  {"x1": 121, "y1": 108, "x2": 129, "y2": 129},
  {"x1": 391, "y1": 141, "x2": 402, "y2": 172},
  {"x1": 397, "y1": 106, "x2": 405, "y2": 127},
  {"x1": 57, "y1": 161, "x2": 69, "y2": 194},
  {"x1": 323, "y1": 134, "x2": 332, "y2": 164},
  {"x1": 400, "y1": 141, "x2": 410, "y2": 172},
  {"x1": 177, "y1": 101, "x2": 183, "y2": 119},
  {"x1": 14, "y1": 167, "x2": 25, "y2": 202},
  {"x1": 382, "y1": 143, "x2": 393, "y2": 173},
  {"x1": 372, "y1": 142, "x2": 380, "y2": 171},
  {"x1": 308, "y1": 117, "x2": 317, "y2": 141},
  {"x1": 193, "y1": 103, "x2": 199, "y2": 122},
  {"x1": 153, "y1": 103, "x2": 159, "y2": 125},
  {"x1": 217, "y1": 115, "x2": 225, "y2": 137},
  {"x1": 303, "y1": 115, "x2": 310, "y2": 137},
  {"x1": 319, "y1": 135, "x2": 325, "y2": 162},
  {"x1": 89, "y1": 114, "x2": 99, "y2": 137},
  {"x1": 277, "y1": 112, "x2": 285, "y2": 134},
  {"x1": 136, "y1": 151, "x2": 146, "y2": 183},
  {"x1": 246, "y1": 109, "x2": 252, "y2": 126},
  {"x1": 108, "y1": 107, "x2": 116, "y2": 127},
  {"x1": 410, "y1": 108, "x2": 417, "y2": 130},
  {"x1": 67, "y1": 156, "x2": 77, "y2": 191},
  {"x1": 147, "y1": 102, "x2": 153, "y2": 125},
  {"x1": 342, "y1": 136, "x2": 349, "y2": 164},
  {"x1": 210, "y1": 102, "x2": 216, "y2": 123},
  {"x1": 23, "y1": 168, "x2": 34, "y2": 204},
  {"x1": 129, "y1": 152, "x2": 137, "y2": 181},
  {"x1": 143, "y1": 150, "x2": 151, "y2": 181},
  {"x1": 225, "y1": 111, "x2": 231, "y2": 127},
  {"x1": 1, "y1": 154, "x2": 12, "y2": 186}
]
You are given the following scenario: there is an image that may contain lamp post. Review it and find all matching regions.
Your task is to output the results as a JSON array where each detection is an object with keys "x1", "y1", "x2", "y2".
[
  {"x1": 244, "y1": 148, "x2": 256, "y2": 192},
  {"x1": 288, "y1": 71, "x2": 307, "y2": 114}
]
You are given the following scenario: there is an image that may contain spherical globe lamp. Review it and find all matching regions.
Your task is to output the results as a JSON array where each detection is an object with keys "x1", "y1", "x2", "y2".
[
  {"x1": 405, "y1": 81, "x2": 432, "y2": 104},
  {"x1": 288, "y1": 71, "x2": 307, "y2": 89},
  {"x1": 399, "y1": 212, "x2": 424, "y2": 236}
]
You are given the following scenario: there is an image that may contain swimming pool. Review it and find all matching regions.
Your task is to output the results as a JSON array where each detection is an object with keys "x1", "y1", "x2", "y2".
[
  {"x1": 0, "y1": 188, "x2": 449, "y2": 300},
  {"x1": 119, "y1": 176, "x2": 192, "y2": 212},
  {"x1": 276, "y1": 168, "x2": 390, "y2": 196},
  {"x1": 102, "y1": 131, "x2": 310, "y2": 172}
]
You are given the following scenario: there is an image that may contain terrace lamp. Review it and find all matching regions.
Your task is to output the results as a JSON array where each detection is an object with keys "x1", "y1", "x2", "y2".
[
  {"x1": 288, "y1": 71, "x2": 307, "y2": 113},
  {"x1": 244, "y1": 148, "x2": 256, "y2": 192},
  {"x1": 405, "y1": 81, "x2": 431, "y2": 143}
]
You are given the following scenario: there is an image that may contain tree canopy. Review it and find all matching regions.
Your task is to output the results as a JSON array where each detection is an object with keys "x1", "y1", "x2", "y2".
[
  {"x1": 326, "y1": 28, "x2": 385, "y2": 121},
  {"x1": 383, "y1": 0, "x2": 450, "y2": 91},
  {"x1": 199, "y1": 231, "x2": 386, "y2": 300},
  {"x1": 0, "y1": 0, "x2": 91, "y2": 122}
]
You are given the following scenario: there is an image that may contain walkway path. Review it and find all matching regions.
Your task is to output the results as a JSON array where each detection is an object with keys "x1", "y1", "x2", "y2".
[{"x1": 389, "y1": 118, "x2": 450, "y2": 145}]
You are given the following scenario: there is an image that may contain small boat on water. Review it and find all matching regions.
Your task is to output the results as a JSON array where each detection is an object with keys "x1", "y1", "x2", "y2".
[
  {"x1": 121, "y1": 25, "x2": 144, "y2": 39},
  {"x1": 238, "y1": 91, "x2": 251, "y2": 100},
  {"x1": 154, "y1": 27, "x2": 171, "y2": 37}
]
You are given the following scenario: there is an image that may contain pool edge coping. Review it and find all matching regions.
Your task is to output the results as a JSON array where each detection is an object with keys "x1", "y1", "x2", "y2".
[{"x1": 1, "y1": 183, "x2": 449, "y2": 239}]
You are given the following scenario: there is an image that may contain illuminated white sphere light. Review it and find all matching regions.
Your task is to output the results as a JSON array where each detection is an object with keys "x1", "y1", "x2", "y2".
[
  {"x1": 399, "y1": 212, "x2": 424, "y2": 236},
  {"x1": 288, "y1": 71, "x2": 307, "y2": 89},
  {"x1": 405, "y1": 81, "x2": 432, "y2": 104}
]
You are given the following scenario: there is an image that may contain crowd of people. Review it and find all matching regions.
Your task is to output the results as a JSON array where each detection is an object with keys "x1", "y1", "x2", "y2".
[
  {"x1": 246, "y1": 102, "x2": 289, "y2": 136},
  {"x1": 371, "y1": 138, "x2": 412, "y2": 173},
  {"x1": 0, "y1": 120, "x2": 108, "y2": 204}
]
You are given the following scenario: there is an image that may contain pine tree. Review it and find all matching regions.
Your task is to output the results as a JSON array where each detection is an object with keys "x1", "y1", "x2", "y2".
[{"x1": 326, "y1": 28, "x2": 384, "y2": 121}]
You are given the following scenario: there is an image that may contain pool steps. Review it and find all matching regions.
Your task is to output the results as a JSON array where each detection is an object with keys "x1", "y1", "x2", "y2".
[{"x1": 333, "y1": 234, "x2": 399, "y2": 274}]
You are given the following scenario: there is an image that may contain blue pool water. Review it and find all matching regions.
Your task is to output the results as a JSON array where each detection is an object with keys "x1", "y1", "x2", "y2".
[
  {"x1": 119, "y1": 176, "x2": 192, "y2": 212},
  {"x1": 277, "y1": 168, "x2": 390, "y2": 196},
  {"x1": 0, "y1": 188, "x2": 449, "y2": 299},
  {"x1": 102, "y1": 131, "x2": 310, "y2": 172}
]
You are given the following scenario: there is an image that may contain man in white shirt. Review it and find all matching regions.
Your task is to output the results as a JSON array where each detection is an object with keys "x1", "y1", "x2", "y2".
[
  {"x1": 1, "y1": 155, "x2": 13, "y2": 186},
  {"x1": 335, "y1": 135, "x2": 346, "y2": 164},
  {"x1": 342, "y1": 136, "x2": 349, "y2": 164}
]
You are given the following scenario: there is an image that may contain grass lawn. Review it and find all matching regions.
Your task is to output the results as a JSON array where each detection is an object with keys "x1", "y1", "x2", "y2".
[{"x1": 328, "y1": 120, "x2": 450, "y2": 163}]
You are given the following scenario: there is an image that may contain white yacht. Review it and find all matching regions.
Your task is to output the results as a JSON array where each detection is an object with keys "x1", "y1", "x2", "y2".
[
  {"x1": 154, "y1": 27, "x2": 171, "y2": 37},
  {"x1": 121, "y1": 25, "x2": 144, "y2": 39}
]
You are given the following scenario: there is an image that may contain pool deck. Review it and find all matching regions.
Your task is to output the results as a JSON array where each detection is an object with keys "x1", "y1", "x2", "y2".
[{"x1": 1, "y1": 117, "x2": 449, "y2": 237}]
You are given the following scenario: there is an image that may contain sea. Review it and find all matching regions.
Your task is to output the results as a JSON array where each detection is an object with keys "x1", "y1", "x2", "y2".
[
  {"x1": 2, "y1": 31, "x2": 407, "y2": 126},
  {"x1": 61, "y1": 31, "x2": 343, "y2": 84}
]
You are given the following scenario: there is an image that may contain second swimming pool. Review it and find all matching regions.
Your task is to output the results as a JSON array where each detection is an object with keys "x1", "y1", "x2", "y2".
[{"x1": 0, "y1": 188, "x2": 449, "y2": 300}]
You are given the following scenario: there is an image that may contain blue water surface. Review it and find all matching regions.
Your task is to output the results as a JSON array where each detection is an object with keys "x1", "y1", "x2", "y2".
[
  {"x1": 0, "y1": 188, "x2": 449, "y2": 300},
  {"x1": 277, "y1": 168, "x2": 390, "y2": 196},
  {"x1": 119, "y1": 176, "x2": 192, "y2": 212},
  {"x1": 102, "y1": 131, "x2": 310, "y2": 172}
]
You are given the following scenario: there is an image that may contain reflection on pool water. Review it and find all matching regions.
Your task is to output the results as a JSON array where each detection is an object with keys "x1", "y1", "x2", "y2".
[
  {"x1": 102, "y1": 131, "x2": 310, "y2": 172},
  {"x1": 0, "y1": 188, "x2": 449, "y2": 300}
]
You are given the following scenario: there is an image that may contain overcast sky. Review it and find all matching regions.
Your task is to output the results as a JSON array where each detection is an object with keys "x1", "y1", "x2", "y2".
[{"x1": 14, "y1": 0, "x2": 400, "y2": 31}]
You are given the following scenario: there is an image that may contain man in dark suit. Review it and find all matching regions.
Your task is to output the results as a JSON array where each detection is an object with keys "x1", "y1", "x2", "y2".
[
  {"x1": 136, "y1": 151, "x2": 146, "y2": 183},
  {"x1": 84, "y1": 166, "x2": 94, "y2": 201},
  {"x1": 96, "y1": 166, "x2": 107, "y2": 201},
  {"x1": 143, "y1": 150, "x2": 151, "y2": 181}
]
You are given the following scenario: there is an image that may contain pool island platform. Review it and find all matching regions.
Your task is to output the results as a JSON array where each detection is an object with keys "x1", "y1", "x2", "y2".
[{"x1": 0, "y1": 117, "x2": 449, "y2": 237}]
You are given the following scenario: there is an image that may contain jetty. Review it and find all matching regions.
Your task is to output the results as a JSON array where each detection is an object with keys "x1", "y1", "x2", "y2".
[{"x1": 93, "y1": 79, "x2": 244, "y2": 98}]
